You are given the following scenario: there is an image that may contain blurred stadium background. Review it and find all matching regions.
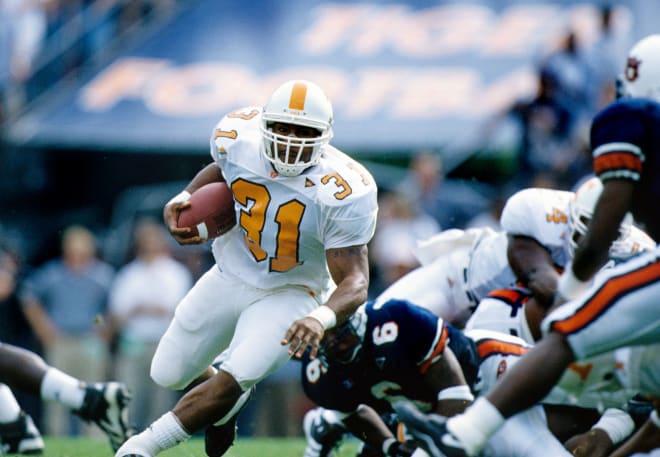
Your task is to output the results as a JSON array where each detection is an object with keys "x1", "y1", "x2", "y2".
[{"x1": 1, "y1": 0, "x2": 659, "y2": 443}]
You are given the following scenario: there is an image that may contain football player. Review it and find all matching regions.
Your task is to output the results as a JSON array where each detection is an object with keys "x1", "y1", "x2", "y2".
[
  {"x1": 0, "y1": 342, "x2": 133, "y2": 453},
  {"x1": 396, "y1": 33, "x2": 660, "y2": 457},
  {"x1": 302, "y1": 299, "x2": 629, "y2": 457},
  {"x1": 372, "y1": 173, "x2": 654, "y2": 332},
  {"x1": 500, "y1": 176, "x2": 654, "y2": 310},
  {"x1": 114, "y1": 80, "x2": 378, "y2": 457},
  {"x1": 301, "y1": 299, "x2": 477, "y2": 457},
  {"x1": 373, "y1": 226, "x2": 509, "y2": 327}
]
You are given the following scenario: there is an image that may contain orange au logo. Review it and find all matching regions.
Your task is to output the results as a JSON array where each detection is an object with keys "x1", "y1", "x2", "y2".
[{"x1": 625, "y1": 57, "x2": 641, "y2": 82}]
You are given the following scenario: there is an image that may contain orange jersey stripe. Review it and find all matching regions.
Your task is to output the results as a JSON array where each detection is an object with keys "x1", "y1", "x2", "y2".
[
  {"x1": 487, "y1": 288, "x2": 527, "y2": 304},
  {"x1": 419, "y1": 326, "x2": 448, "y2": 374},
  {"x1": 594, "y1": 151, "x2": 643, "y2": 175},
  {"x1": 552, "y1": 260, "x2": 660, "y2": 334},
  {"x1": 289, "y1": 82, "x2": 307, "y2": 110},
  {"x1": 476, "y1": 339, "x2": 529, "y2": 359}
]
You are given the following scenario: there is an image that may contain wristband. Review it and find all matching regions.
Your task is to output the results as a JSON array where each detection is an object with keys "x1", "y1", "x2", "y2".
[
  {"x1": 592, "y1": 408, "x2": 635, "y2": 445},
  {"x1": 437, "y1": 385, "x2": 474, "y2": 402},
  {"x1": 167, "y1": 190, "x2": 191, "y2": 206},
  {"x1": 651, "y1": 410, "x2": 660, "y2": 429},
  {"x1": 382, "y1": 437, "x2": 397, "y2": 455},
  {"x1": 307, "y1": 305, "x2": 337, "y2": 330},
  {"x1": 556, "y1": 265, "x2": 591, "y2": 301}
]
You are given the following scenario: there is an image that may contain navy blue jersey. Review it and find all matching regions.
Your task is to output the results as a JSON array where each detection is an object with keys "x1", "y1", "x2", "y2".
[
  {"x1": 591, "y1": 98, "x2": 660, "y2": 239},
  {"x1": 301, "y1": 299, "x2": 479, "y2": 414}
]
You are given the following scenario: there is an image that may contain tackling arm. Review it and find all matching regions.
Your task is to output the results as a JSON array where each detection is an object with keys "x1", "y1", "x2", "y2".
[
  {"x1": 424, "y1": 346, "x2": 473, "y2": 417},
  {"x1": 507, "y1": 234, "x2": 559, "y2": 308},
  {"x1": 571, "y1": 179, "x2": 634, "y2": 282},
  {"x1": 556, "y1": 179, "x2": 635, "y2": 304}
]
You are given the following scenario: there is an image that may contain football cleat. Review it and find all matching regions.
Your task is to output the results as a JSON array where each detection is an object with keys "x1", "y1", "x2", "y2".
[
  {"x1": 0, "y1": 412, "x2": 45, "y2": 455},
  {"x1": 204, "y1": 420, "x2": 236, "y2": 457},
  {"x1": 302, "y1": 408, "x2": 347, "y2": 457},
  {"x1": 393, "y1": 402, "x2": 469, "y2": 457},
  {"x1": 74, "y1": 382, "x2": 135, "y2": 452},
  {"x1": 204, "y1": 385, "x2": 256, "y2": 457}
]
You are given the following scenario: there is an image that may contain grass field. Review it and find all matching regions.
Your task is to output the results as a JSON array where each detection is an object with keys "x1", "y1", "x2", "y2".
[{"x1": 24, "y1": 437, "x2": 360, "y2": 457}]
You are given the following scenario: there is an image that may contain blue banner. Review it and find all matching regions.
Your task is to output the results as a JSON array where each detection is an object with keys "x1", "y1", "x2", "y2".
[{"x1": 7, "y1": 0, "x2": 659, "y2": 158}]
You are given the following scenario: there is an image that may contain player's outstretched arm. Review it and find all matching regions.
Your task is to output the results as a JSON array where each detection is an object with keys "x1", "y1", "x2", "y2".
[{"x1": 282, "y1": 244, "x2": 369, "y2": 359}]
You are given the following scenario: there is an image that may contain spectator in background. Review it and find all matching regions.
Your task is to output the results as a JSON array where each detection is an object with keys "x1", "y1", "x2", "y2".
[
  {"x1": 484, "y1": 67, "x2": 583, "y2": 190},
  {"x1": 20, "y1": 225, "x2": 114, "y2": 438},
  {"x1": 369, "y1": 190, "x2": 439, "y2": 295},
  {"x1": 539, "y1": 29, "x2": 594, "y2": 122},
  {"x1": 108, "y1": 218, "x2": 192, "y2": 431},
  {"x1": 396, "y1": 151, "x2": 488, "y2": 230},
  {"x1": 0, "y1": 0, "x2": 49, "y2": 122},
  {"x1": 584, "y1": 4, "x2": 632, "y2": 112},
  {"x1": 465, "y1": 190, "x2": 506, "y2": 232}
]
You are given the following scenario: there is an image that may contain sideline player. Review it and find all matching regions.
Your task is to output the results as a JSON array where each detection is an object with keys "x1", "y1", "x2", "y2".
[
  {"x1": 397, "y1": 34, "x2": 660, "y2": 457},
  {"x1": 114, "y1": 79, "x2": 378, "y2": 457},
  {"x1": 0, "y1": 342, "x2": 132, "y2": 453}
]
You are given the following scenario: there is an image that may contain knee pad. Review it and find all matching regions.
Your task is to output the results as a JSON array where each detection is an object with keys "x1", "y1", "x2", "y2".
[{"x1": 150, "y1": 351, "x2": 190, "y2": 390}]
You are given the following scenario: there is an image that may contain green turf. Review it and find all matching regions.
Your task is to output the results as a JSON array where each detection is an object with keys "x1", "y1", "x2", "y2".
[{"x1": 20, "y1": 437, "x2": 360, "y2": 457}]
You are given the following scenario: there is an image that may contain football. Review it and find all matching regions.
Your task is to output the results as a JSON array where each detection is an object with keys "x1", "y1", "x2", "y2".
[{"x1": 176, "y1": 182, "x2": 236, "y2": 240}]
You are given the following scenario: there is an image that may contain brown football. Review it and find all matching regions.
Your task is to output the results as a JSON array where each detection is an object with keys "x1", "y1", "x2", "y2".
[{"x1": 177, "y1": 182, "x2": 236, "y2": 240}]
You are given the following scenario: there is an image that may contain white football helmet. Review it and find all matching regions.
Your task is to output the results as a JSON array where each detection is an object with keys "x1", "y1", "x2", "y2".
[
  {"x1": 567, "y1": 177, "x2": 633, "y2": 256},
  {"x1": 619, "y1": 34, "x2": 660, "y2": 102},
  {"x1": 261, "y1": 80, "x2": 333, "y2": 177}
]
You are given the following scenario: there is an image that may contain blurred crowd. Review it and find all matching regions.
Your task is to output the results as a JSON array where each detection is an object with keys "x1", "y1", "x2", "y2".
[
  {"x1": 0, "y1": 0, "x2": 180, "y2": 126},
  {"x1": 0, "y1": 0, "x2": 641, "y2": 442}
]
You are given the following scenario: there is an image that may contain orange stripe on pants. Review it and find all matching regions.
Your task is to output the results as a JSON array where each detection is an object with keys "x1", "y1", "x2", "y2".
[{"x1": 552, "y1": 260, "x2": 660, "y2": 335}]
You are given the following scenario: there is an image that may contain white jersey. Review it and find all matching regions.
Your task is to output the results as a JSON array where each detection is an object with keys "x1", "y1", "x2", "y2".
[
  {"x1": 209, "y1": 106, "x2": 378, "y2": 294},
  {"x1": 465, "y1": 230, "x2": 515, "y2": 302},
  {"x1": 465, "y1": 288, "x2": 535, "y2": 343},
  {"x1": 611, "y1": 225, "x2": 657, "y2": 260},
  {"x1": 375, "y1": 227, "x2": 515, "y2": 325},
  {"x1": 465, "y1": 290, "x2": 660, "y2": 411},
  {"x1": 500, "y1": 188, "x2": 573, "y2": 269},
  {"x1": 501, "y1": 187, "x2": 656, "y2": 267},
  {"x1": 464, "y1": 329, "x2": 571, "y2": 457},
  {"x1": 464, "y1": 328, "x2": 660, "y2": 457}
]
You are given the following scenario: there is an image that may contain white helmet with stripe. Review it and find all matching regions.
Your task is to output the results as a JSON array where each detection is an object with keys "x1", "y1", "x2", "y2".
[
  {"x1": 567, "y1": 177, "x2": 633, "y2": 256},
  {"x1": 620, "y1": 34, "x2": 660, "y2": 102},
  {"x1": 261, "y1": 80, "x2": 333, "y2": 177}
]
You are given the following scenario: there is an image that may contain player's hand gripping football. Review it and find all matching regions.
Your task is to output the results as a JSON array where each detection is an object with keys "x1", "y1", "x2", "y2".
[
  {"x1": 564, "y1": 428, "x2": 613, "y2": 457},
  {"x1": 281, "y1": 316, "x2": 324, "y2": 360},
  {"x1": 163, "y1": 200, "x2": 206, "y2": 245}
]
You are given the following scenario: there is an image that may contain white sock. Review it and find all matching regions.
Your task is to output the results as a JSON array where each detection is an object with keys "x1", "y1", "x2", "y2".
[
  {"x1": 321, "y1": 408, "x2": 346, "y2": 426},
  {"x1": 0, "y1": 384, "x2": 21, "y2": 422},
  {"x1": 39, "y1": 367, "x2": 86, "y2": 409},
  {"x1": 446, "y1": 397, "x2": 505, "y2": 456},
  {"x1": 147, "y1": 412, "x2": 191, "y2": 451}
]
